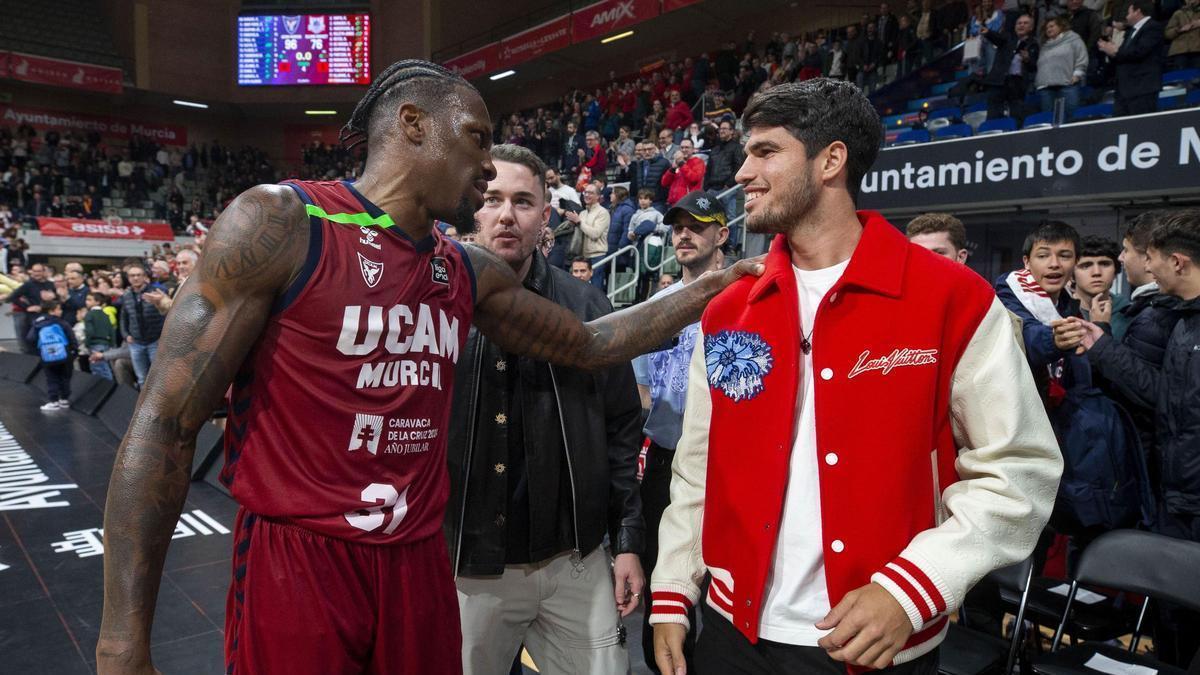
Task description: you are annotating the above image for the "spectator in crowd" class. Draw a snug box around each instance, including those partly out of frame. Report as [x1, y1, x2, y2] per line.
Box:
[824, 38, 847, 79]
[661, 139, 705, 207]
[174, 248, 198, 288]
[1037, 16, 1089, 120]
[608, 185, 636, 267]
[665, 90, 694, 136]
[447, 145, 644, 674]
[857, 22, 886, 93]
[564, 182, 610, 289]
[569, 256, 593, 282]
[629, 189, 669, 300]
[1074, 236, 1128, 324]
[579, 130, 607, 184]
[560, 120, 585, 179]
[630, 142, 670, 211]
[702, 91, 735, 125]
[612, 126, 636, 160]
[895, 14, 919, 76]
[996, 221, 1080, 405]
[60, 266, 89, 318]
[118, 264, 167, 387]
[546, 168, 581, 215]
[84, 291, 117, 381]
[875, 2, 901, 79]
[905, 212, 969, 262]
[844, 24, 864, 85]
[704, 120, 746, 246]
[1165, 0, 1200, 70]
[28, 299, 77, 411]
[1058, 210, 1200, 667]
[632, 190, 728, 673]
[1002, 222, 1147, 555]
[658, 128, 681, 166]
[1099, 0, 1165, 116]
[1066, 0, 1103, 50]
[150, 260, 176, 297]
[980, 13, 1039, 121]
[8, 261, 54, 354]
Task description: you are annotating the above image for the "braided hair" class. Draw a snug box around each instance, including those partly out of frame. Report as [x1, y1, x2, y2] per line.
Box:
[340, 59, 473, 151]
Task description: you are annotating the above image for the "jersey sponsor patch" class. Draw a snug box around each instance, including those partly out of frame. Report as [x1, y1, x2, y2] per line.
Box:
[430, 256, 450, 286]
[347, 413, 385, 455]
[358, 252, 384, 288]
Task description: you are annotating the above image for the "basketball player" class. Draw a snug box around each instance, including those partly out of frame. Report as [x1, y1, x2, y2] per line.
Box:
[96, 60, 760, 675]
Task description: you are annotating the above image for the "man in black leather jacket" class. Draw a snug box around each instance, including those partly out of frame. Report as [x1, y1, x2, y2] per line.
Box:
[445, 144, 645, 674]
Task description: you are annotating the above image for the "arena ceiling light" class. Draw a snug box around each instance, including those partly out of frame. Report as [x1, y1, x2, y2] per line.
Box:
[305, 110, 338, 115]
[601, 30, 634, 44]
[172, 99, 208, 109]
[489, 70, 516, 81]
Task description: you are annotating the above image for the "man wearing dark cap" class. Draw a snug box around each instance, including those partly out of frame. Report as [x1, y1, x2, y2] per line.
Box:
[633, 190, 729, 673]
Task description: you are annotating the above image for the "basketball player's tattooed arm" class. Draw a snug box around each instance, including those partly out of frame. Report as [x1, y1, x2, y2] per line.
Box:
[97, 185, 307, 675]
[468, 245, 764, 369]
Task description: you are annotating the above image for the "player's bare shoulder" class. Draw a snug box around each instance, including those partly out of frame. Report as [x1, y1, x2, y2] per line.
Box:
[196, 184, 309, 291]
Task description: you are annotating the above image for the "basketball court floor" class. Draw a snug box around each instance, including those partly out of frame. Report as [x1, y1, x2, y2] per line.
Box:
[0, 376, 653, 674]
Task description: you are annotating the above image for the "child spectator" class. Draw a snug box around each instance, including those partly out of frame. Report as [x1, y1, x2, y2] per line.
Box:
[84, 292, 118, 380]
[28, 300, 77, 411]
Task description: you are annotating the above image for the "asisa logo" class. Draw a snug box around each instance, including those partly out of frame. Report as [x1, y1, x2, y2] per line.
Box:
[705, 330, 774, 402]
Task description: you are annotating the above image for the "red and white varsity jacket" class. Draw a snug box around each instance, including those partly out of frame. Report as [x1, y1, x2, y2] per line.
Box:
[649, 212, 1062, 668]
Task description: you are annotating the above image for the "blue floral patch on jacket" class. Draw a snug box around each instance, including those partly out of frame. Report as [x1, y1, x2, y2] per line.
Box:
[705, 330, 774, 402]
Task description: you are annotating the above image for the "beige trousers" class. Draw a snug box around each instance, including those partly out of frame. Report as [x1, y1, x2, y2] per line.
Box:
[456, 546, 630, 675]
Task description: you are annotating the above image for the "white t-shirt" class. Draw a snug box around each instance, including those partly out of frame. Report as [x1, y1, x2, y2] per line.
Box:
[549, 184, 581, 211]
[758, 259, 849, 645]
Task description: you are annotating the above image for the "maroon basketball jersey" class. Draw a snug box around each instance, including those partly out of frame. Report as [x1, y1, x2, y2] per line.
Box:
[220, 180, 475, 544]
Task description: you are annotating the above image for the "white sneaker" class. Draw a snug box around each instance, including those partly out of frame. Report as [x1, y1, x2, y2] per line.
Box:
[57, 399, 70, 409]
[40, 401, 63, 411]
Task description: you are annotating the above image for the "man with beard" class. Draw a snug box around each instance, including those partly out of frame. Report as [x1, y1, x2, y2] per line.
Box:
[96, 59, 761, 675]
[632, 190, 728, 673]
[649, 80, 1061, 673]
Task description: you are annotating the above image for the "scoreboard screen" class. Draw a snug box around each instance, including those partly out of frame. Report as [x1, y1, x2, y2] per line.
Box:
[237, 14, 371, 86]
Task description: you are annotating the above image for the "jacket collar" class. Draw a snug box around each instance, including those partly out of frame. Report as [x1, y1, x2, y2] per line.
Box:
[747, 210, 908, 304]
[525, 250, 552, 296]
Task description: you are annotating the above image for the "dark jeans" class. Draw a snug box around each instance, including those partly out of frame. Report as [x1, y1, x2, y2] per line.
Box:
[641, 443, 696, 673]
[13, 312, 34, 355]
[696, 602, 940, 675]
[43, 361, 72, 402]
[1114, 92, 1158, 117]
[1152, 505, 1200, 668]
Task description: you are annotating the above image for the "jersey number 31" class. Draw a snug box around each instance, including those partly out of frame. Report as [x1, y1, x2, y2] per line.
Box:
[344, 483, 409, 535]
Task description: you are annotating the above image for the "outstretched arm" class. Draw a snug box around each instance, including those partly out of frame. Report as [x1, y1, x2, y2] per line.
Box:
[97, 185, 306, 674]
[467, 245, 761, 370]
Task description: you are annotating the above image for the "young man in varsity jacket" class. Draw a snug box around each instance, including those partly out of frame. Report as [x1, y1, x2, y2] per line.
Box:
[650, 79, 1063, 674]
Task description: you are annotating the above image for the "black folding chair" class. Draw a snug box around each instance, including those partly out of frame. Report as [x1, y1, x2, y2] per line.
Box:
[938, 557, 1034, 675]
[1032, 530, 1200, 675]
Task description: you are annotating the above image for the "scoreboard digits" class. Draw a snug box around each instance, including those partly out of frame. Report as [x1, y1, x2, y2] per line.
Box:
[237, 14, 371, 86]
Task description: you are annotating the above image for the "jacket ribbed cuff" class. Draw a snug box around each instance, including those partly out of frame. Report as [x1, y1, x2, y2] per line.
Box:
[648, 582, 699, 631]
[871, 553, 953, 632]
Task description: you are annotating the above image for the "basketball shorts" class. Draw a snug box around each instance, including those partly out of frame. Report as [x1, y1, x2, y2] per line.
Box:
[224, 509, 462, 674]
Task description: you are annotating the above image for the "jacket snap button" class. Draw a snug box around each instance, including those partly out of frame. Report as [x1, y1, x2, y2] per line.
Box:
[745, 599, 752, 607]
[825, 453, 838, 466]
[831, 539, 845, 553]
[820, 368, 834, 381]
